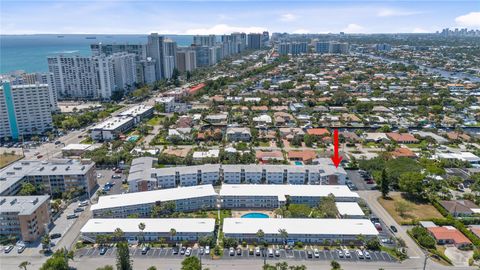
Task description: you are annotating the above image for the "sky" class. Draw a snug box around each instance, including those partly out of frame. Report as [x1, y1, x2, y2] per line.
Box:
[1, 0, 479, 35]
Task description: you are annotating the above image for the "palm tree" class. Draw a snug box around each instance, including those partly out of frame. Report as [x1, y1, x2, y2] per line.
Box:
[276, 262, 289, 270]
[18, 261, 30, 270]
[169, 228, 177, 242]
[356, 234, 366, 246]
[41, 234, 51, 251]
[113, 228, 124, 242]
[278, 229, 288, 244]
[256, 229, 265, 244]
[138, 222, 146, 243]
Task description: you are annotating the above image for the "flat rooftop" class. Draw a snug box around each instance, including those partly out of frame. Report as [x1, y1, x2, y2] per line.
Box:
[91, 184, 217, 211]
[81, 218, 215, 234]
[335, 202, 365, 216]
[220, 184, 359, 201]
[223, 218, 379, 236]
[90, 116, 133, 131]
[0, 195, 50, 215]
[118, 105, 153, 117]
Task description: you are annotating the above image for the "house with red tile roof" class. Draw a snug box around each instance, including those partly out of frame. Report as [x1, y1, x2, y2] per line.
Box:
[386, 132, 419, 144]
[427, 226, 472, 248]
[306, 128, 330, 137]
[287, 150, 317, 164]
[391, 147, 417, 158]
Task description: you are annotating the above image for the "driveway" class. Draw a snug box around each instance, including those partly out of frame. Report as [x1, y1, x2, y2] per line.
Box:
[444, 246, 473, 266]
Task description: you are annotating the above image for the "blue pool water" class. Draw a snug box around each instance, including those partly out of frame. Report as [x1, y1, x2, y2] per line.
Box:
[241, 213, 269, 218]
[294, 161, 303, 166]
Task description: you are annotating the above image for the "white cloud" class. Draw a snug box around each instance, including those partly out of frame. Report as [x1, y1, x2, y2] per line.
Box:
[280, 13, 296, 22]
[377, 8, 421, 17]
[455, 12, 480, 27]
[184, 24, 266, 35]
[292, 29, 310, 34]
[412, 27, 429, 33]
[342, 23, 365, 33]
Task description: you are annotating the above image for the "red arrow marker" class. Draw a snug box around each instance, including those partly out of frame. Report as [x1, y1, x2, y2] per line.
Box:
[331, 129, 342, 168]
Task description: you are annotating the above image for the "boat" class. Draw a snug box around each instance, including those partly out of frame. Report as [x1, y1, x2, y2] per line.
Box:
[85, 36, 97, 39]
[57, 35, 64, 38]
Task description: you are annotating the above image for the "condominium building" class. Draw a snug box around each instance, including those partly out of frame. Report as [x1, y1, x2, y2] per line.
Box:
[278, 42, 308, 55]
[0, 195, 51, 242]
[193, 35, 216, 47]
[163, 39, 178, 79]
[94, 55, 116, 100]
[176, 48, 197, 73]
[111, 52, 138, 91]
[146, 33, 179, 80]
[47, 55, 98, 99]
[315, 41, 349, 54]
[0, 81, 54, 140]
[117, 104, 154, 124]
[91, 185, 217, 218]
[247, 33, 262, 50]
[0, 159, 97, 196]
[81, 218, 215, 243]
[223, 218, 378, 244]
[219, 184, 359, 209]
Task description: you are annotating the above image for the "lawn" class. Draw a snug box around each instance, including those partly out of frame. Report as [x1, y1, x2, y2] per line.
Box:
[147, 116, 164, 126]
[378, 193, 443, 224]
[0, 153, 23, 168]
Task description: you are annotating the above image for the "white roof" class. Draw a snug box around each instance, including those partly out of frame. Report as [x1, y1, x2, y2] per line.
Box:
[193, 149, 220, 159]
[437, 152, 480, 162]
[118, 105, 153, 117]
[335, 202, 365, 216]
[156, 97, 175, 103]
[91, 185, 217, 211]
[220, 184, 359, 201]
[223, 218, 378, 236]
[81, 218, 215, 234]
[90, 116, 133, 131]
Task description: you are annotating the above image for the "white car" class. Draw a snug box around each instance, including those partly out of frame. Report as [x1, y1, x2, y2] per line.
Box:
[205, 246, 210, 255]
[356, 249, 364, 259]
[337, 249, 344, 258]
[185, 247, 192, 256]
[344, 249, 351, 258]
[313, 248, 320, 258]
[364, 250, 371, 259]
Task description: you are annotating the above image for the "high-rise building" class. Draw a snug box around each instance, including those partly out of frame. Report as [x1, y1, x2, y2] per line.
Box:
[329, 42, 349, 54]
[163, 39, 178, 79]
[142, 57, 157, 84]
[146, 33, 165, 81]
[47, 55, 98, 99]
[262, 31, 270, 47]
[247, 33, 262, 50]
[94, 55, 115, 100]
[0, 81, 54, 140]
[111, 52, 138, 91]
[193, 35, 216, 47]
[315, 42, 330, 54]
[194, 45, 212, 67]
[177, 48, 197, 73]
[231, 32, 247, 53]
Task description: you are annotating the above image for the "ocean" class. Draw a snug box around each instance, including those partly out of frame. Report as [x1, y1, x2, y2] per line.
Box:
[0, 34, 194, 74]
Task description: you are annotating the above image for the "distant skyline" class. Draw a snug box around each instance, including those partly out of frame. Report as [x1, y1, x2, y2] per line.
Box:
[1, 1, 479, 35]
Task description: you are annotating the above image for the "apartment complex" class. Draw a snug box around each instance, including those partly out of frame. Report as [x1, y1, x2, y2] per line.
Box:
[0, 81, 55, 140]
[89, 105, 153, 141]
[91, 185, 217, 218]
[315, 41, 349, 54]
[81, 218, 215, 243]
[0, 159, 97, 196]
[223, 218, 378, 244]
[220, 184, 359, 209]
[0, 195, 51, 242]
[126, 158, 347, 192]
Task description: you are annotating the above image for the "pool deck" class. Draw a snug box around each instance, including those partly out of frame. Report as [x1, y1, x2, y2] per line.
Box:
[232, 210, 275, 218]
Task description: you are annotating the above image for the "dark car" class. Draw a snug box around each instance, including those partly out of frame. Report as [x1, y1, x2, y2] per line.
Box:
[141, 246, 150, 255]
[307, 250, 313, 258]
[180, 246, 186, 255]
[173, 247, 179, 255]
[99, 247, 108, 255]
[390, 225, 398, 233]
[73, 207, 84, 213]
[50, 233, 62, 239]
[67, 213, 78, 219]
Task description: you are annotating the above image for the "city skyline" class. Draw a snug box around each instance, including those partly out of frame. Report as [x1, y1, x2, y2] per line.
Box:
[1, 1, 479, 35]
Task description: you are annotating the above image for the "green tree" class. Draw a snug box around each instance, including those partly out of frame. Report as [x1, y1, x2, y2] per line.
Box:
[330, 260, 341, 270]
[398, 172, 425, 198]
[278, 229, 288, 244]
[116, 241, 132, 270]
[19, 182, 36, 196]
[181, 256, 201, 270]
[316, 194, 338, 218]
[394, 201, 411, 218]
[18, 261, 31, 270]
[380, 169, 389, 198]
[96, 266, 114, 270]
[41, 234, 51, 251]
[138, 222, 146, 243]
[39, 248, 73, 270]
[147, 267, 157, 270]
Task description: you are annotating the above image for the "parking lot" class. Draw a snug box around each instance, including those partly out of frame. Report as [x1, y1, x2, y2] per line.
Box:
[76, 246, 395, 263]
[346, 170, 377, 191]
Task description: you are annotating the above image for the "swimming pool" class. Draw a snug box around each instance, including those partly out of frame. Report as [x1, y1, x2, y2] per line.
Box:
[241, 212, 269, 218]
[294, 161, 303, 166]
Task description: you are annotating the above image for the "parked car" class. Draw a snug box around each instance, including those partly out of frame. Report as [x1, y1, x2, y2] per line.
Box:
[249, 248, 254, 255]
[199, 247, 204, 255]
[185, 247, 192, 256]
[344, 249, 351, 258]
[268, 248, 274, 257]
[337, 249, 344, 258]
[229, 247, 235, 256]
[17, 245, 26, 253]
[180, 247, 186, 255]
[236, 248, 242, 255]
[275, 249, 280, 257]
[173, 247, 179, 255]
[67, 213, 77, 219]
[307, 250, 313, 258]
[99, 247, 108, 255]
[205, 246, 210, 255]
[141, 246, 150, 255]
[364, 250, 371, 259]
[50, 233, 62, 239]
[78, 200, 89, 207]
[390, 225, 398, 233]
[313, 248, 320, 258]
[4, 245, 14, 253]
[255, 247, 261, 256]
[73, 207, 84, 213]
[356, 249, 364, 259]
